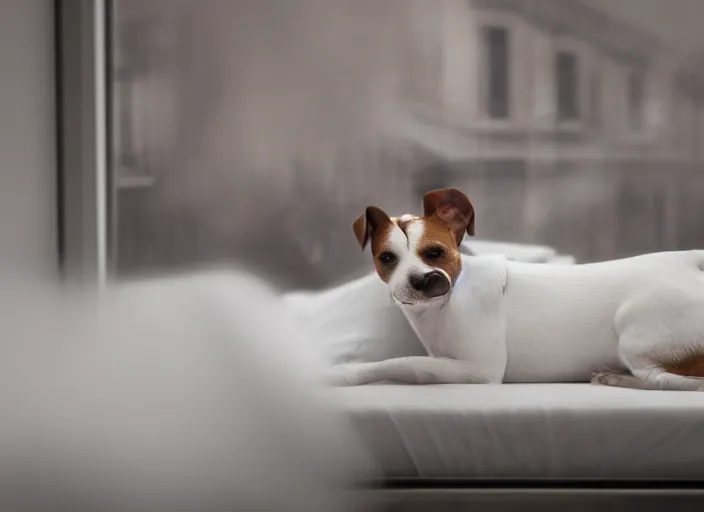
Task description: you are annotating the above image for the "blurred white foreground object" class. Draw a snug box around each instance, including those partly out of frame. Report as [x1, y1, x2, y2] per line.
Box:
[0, 271, 374, 512]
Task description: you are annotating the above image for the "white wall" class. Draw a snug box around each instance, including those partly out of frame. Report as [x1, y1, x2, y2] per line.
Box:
[0, 0, 56, 280]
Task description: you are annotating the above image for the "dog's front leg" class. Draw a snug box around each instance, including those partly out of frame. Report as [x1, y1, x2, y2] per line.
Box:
[323, 356, 499, 386]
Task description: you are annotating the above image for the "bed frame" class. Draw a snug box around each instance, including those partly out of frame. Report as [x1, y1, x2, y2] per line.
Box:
[358, 479, 704, 511]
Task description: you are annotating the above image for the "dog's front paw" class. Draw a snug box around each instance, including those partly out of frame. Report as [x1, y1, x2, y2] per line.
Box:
[591, 370, 629, 387]
[591, 371, 611, 386]
[321, 364, 363, 387]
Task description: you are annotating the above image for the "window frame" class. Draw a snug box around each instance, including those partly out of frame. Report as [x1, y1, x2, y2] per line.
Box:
[482, 24, 511, 120]
[589, 54, 602, 129]
[55, 0, 113, 286]
[627, 66, 646, 133]
[552, 37, 590, 132]
[555, 49, 580, 122]
[474, 9, 519, 130]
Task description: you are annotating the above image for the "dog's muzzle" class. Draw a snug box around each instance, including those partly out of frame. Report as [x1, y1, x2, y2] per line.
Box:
[408, 270, 450, 299]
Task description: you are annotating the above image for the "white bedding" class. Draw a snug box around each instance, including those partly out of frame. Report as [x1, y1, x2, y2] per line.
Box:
[462, 240, 576, 264]
[285, 272, 427, 365]
[326, 384, 704, 480]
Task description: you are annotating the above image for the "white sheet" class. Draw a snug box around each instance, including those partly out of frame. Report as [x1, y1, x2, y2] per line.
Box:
[462, 240, 576, 264]
[326, 384, 704, 480]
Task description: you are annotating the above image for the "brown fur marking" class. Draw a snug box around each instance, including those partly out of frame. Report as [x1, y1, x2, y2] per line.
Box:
[370, 221, 398, 283]
[353, 188, 477, 286]
[393, 216, 413, 236]
[423, 188, 476, 243]
[368, 214, 466, 284]
[416, 216, 463, 283]
[663, 353, 704, 378]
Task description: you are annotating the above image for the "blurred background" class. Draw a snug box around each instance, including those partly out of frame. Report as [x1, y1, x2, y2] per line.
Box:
[109, 0, 704, 290]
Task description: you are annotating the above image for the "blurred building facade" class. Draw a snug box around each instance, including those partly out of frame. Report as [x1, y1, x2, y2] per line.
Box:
[404, 0, 704, 263]
[111, 0, 704, 288]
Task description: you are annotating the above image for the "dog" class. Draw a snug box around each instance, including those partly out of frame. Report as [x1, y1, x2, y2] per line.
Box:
[324, 188, 704, 391]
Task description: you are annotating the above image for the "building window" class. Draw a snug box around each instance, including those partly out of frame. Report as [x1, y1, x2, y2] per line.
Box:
[555, 50, 579, 121]
[628, 68, 644, 130]
[482, 25, 510, 119]
[590, 71, 601, 128]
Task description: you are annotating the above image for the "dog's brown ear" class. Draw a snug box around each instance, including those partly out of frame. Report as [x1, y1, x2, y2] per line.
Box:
[352, 213, 370, 249]
[423, 188, 475, 245]
[352, 206, 392, 250]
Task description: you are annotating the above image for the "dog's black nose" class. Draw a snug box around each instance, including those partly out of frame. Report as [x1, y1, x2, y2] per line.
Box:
[409, 270, 449, 297]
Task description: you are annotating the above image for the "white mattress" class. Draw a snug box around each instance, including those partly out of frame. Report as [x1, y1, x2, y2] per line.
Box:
[326, 384, 704, 480]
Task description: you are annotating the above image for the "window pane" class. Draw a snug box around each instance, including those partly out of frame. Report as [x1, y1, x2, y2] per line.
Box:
[107, 0, 704, 286]
[590, 72, 601, 128]
[628, 69, 644, 130]
[556, 51, 579, 121]
[483, 26, 510, 119]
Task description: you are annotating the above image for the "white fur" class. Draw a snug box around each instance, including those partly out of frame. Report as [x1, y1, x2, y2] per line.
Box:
[387, 221, 438, 304]
[323, 249, 704, 391]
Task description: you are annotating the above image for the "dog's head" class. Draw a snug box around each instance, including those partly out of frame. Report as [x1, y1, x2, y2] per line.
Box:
[353, 188, 475, 307]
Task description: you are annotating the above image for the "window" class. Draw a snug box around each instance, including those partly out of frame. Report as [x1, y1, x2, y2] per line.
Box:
[628, 68, 644, 131]
[57, 1, 704, 286]
[482, 26, 510, 119]
[590, 71, 601, 128]
[555, 51, 579, 121]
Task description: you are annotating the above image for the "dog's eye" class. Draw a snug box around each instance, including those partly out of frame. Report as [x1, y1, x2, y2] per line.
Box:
[379, 252, 396, 265]
[424, 248, 444, 260]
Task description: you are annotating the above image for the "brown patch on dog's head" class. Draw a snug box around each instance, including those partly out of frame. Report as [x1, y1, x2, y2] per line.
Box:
[414, 188, 475, 284]
[353, 206, 390, 249]
[352, 189, 477, 298]
[415, 215, 464, 284]
[423, 188, 475, 246]
[352, 206, 399, 282]
[393, 215, 414, 236]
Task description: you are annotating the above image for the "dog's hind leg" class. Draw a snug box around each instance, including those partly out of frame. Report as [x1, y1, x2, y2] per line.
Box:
[637, 368, 704, 391]
[592, 367, 704, 391]
[591, 370, 656, 390]
[626, 345, 704, 391]
[596, 342, 704, 391]
[609, 289, 704, 390]
[608, 311, 704, 390]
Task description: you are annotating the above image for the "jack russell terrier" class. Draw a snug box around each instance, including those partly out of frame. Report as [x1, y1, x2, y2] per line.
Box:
[324, 188, 704, 391]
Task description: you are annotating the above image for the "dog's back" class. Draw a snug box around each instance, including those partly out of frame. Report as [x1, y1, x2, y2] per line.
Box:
[500, 250, 704, 382]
